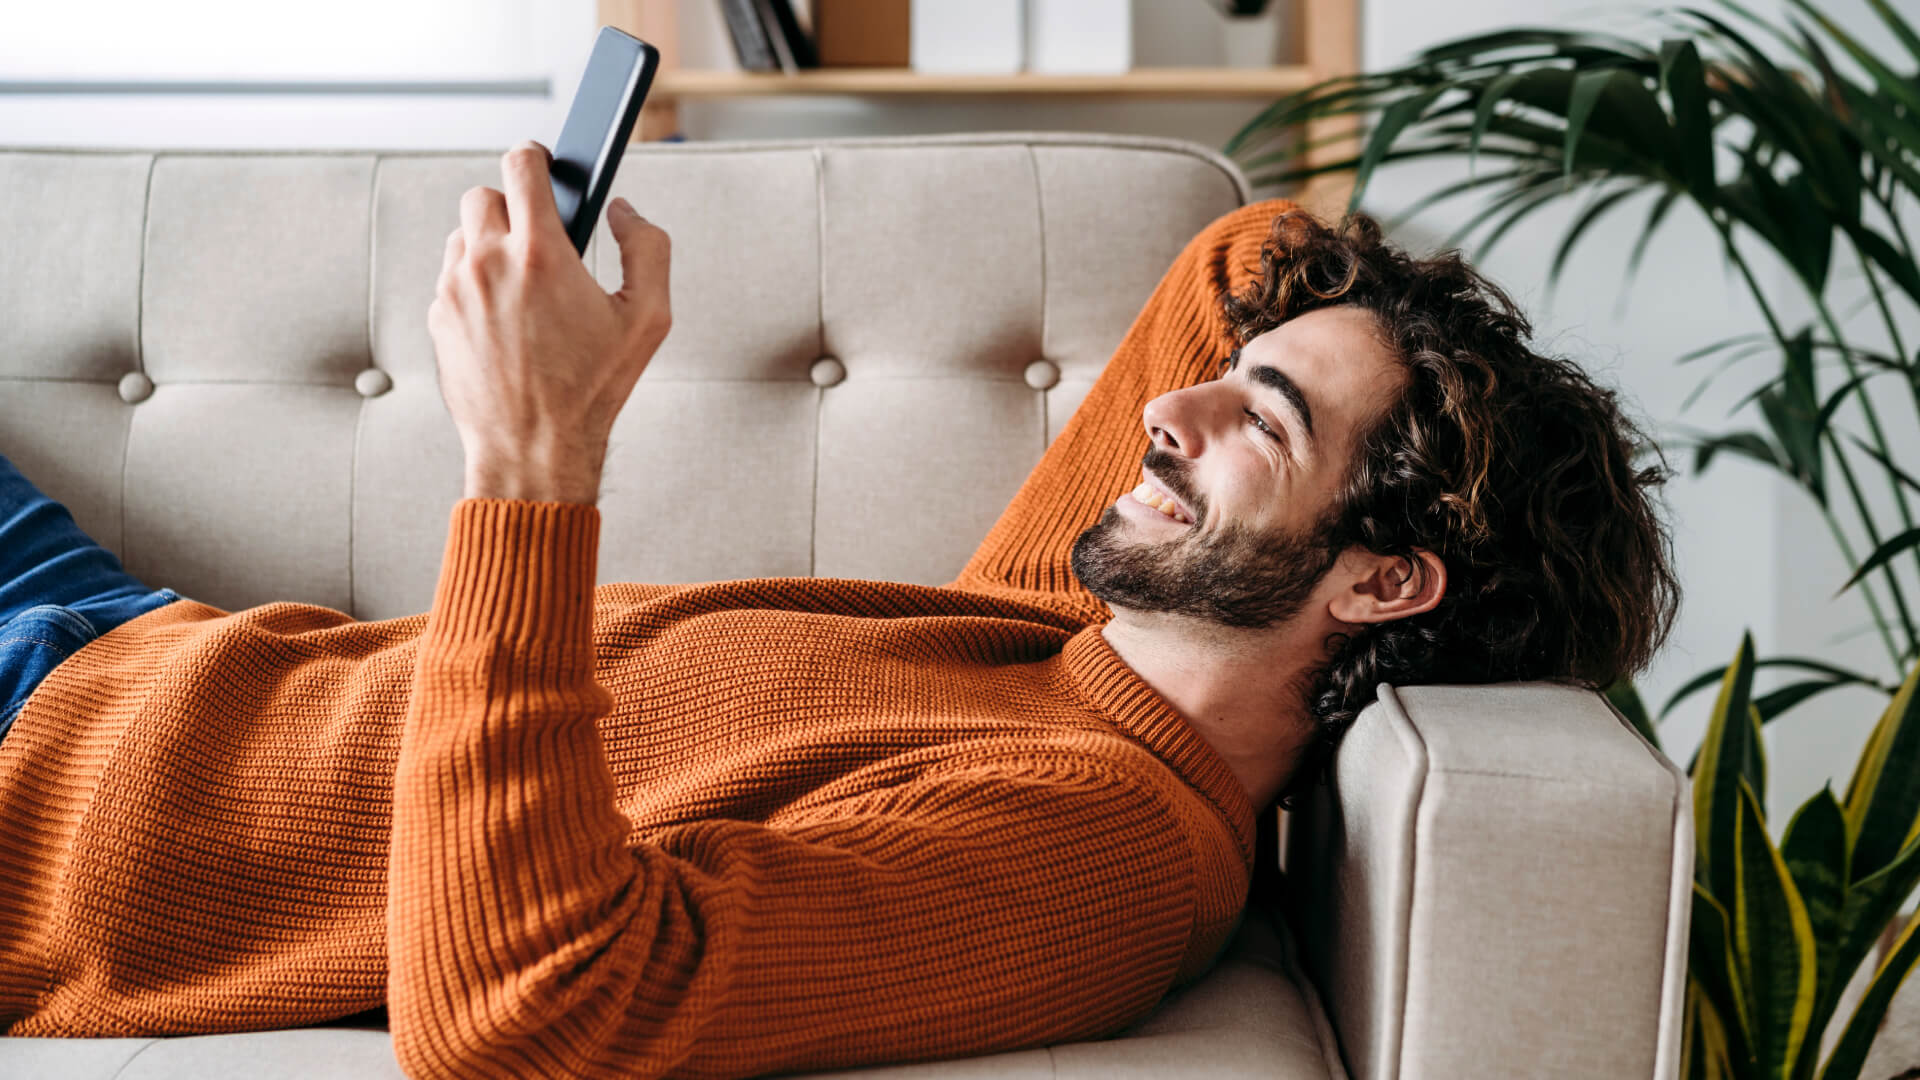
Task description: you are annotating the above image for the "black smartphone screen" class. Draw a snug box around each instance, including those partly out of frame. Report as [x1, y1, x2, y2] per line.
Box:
[549, 27, 659, 257]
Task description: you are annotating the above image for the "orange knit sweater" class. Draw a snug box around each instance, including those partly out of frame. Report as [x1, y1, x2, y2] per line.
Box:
[0, 196, 1294, 1078]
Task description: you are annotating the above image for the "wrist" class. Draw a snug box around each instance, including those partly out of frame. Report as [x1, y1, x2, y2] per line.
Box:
[463, 444, 605, 505]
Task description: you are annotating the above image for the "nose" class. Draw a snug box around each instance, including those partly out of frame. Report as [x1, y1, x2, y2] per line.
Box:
[1142, 387, 1206, 457]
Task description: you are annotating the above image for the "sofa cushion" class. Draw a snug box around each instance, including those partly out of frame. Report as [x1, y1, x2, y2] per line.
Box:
[0, 902, 1345, 1080]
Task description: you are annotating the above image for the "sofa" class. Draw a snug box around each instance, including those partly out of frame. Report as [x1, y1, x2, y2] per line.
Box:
[0, 132, 1692, 1079]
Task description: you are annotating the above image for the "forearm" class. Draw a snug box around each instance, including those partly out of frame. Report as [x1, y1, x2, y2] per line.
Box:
[388, 499, 637, 1076]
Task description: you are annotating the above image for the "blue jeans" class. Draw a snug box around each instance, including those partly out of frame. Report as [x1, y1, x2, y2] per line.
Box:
[0, 453, 182, 746]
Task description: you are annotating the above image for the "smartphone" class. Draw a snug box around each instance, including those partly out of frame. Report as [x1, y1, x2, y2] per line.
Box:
[548, 26, 660, 257]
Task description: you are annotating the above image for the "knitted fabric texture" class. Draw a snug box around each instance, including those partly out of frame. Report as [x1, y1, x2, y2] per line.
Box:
[0, 197, 1294, 1079]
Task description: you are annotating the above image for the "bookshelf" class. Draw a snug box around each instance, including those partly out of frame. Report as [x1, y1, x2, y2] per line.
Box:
[596, 0, 1360, 212]
[648, 66, 1320, 98]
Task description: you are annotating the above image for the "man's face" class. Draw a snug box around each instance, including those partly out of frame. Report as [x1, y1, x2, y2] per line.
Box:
[1070, 305, 1406, 630]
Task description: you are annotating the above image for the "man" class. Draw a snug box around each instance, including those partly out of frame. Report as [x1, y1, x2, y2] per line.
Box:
[0, 141, 1677, 1078]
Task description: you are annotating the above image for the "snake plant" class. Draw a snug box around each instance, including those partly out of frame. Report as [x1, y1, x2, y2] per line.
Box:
[1683, 632, 1920, 1080]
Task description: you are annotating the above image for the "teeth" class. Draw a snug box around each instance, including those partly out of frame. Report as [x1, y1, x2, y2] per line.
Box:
[1131, 482, 1190, 524]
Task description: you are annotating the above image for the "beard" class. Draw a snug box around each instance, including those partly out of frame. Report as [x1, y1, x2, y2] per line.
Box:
[1069, 471, 1344, 631]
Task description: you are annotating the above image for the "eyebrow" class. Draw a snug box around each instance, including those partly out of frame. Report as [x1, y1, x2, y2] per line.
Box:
[1226, 348, 1315, 441]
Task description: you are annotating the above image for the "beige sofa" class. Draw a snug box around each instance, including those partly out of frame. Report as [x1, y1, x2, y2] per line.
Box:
[0, 132, 1691, 1079]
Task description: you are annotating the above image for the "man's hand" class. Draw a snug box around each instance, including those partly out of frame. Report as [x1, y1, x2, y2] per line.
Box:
[428, 139, 672, 504]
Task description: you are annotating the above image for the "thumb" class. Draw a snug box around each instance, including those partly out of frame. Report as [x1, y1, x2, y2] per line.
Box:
[606, 198, 670, 319]
[607, 197, 663, 282]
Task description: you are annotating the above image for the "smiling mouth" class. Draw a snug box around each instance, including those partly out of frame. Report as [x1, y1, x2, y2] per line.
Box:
[1128, 482, 1192, 524]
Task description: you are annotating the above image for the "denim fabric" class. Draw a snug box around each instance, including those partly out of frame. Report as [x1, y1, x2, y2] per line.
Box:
[0, 453, 182, 745]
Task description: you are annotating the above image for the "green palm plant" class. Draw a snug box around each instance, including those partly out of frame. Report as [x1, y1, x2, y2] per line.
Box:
[1224, 1, 1920, 714]
[1680, 632, 1920, 1080]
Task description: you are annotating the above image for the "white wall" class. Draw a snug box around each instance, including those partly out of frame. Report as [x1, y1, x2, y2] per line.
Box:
[0, 0, 600, 149]
[5, 0, 1916, 834]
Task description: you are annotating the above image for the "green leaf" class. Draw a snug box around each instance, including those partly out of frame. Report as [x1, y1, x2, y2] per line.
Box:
[1840, 222, 1920, 311]
[1753, 678, 1861, 723]
[1779, 787, 1850, 1000]
[1842, 659, 1920, 881]
[1354, 87, 1448, 204]
[1863, 0, 1920, 68]
[1679, 332, 1774, 367]
[1784, 0, 1920, 122]
[1780, 169, 1835, 295]
[1627, 187, 1684, 283]
[1548, 185, 1643, 290]
[1605, 677, 1661, 751]
[1812, 837, 1920, 1080]
[1659, 39, 1715, 197]
[1696, 633, 1760, 904]
[1829, 84, 1920, 221]
[1660, 656, 1889, 721]
[1753, 330, 1824, 503]
[1413, 27, 1648, 67]
[1811, 371, 1875, 447]
[1379, 166, 1538, 231]
[1448, 180, 1564, 256]
[1721, 146, 1824, 300]
[1468, 69, 1529, 176]
[1846, 434, 1920, 502]
[1685, 10, 1828, 180]
[1567, 68, 1624, 177]
[1756, 388, 1823, 502]
[1835, 526, 1920, 599]
[1691, 885, 1758, 1074]
[1693, 431, 1783, 477]
[1731, 778, 1817, 1076]
[1692, 7, 1837, 184]
[1817, 909, 1920, 1080]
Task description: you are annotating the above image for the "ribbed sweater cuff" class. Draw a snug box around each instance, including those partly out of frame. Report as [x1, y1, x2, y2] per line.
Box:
[427, 498, 601, 646]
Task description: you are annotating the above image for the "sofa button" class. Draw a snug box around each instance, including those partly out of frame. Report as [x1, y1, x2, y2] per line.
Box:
[355, 368, 393, 398]
[117, 371, 154, 404]
[810, 357, 845, 388]
[1024, 360, 1060, 391]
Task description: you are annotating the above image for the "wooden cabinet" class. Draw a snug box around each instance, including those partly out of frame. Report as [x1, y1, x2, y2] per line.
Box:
[595, 0, 1358, 208]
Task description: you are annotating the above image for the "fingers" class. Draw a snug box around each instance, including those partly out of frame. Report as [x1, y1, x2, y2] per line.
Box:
[458, 185, 508, 254]
[500, 140, 561, 249]
[440, 227, 464, 279]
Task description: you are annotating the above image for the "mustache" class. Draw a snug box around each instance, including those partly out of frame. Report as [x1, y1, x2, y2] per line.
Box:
[1140, 448, 1196, 513]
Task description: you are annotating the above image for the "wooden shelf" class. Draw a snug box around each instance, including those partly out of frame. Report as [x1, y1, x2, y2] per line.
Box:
[649, 66, 1318, 100]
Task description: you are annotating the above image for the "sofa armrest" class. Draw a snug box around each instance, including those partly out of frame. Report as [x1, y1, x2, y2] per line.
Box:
[1280, 682, 1692, 1080]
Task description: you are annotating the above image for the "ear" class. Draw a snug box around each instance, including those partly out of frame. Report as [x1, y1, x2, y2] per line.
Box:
[1327, 549, 1446, 625]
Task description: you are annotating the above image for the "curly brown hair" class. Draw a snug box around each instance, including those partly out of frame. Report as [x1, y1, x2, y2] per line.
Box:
[1220, 208, 1682, 812]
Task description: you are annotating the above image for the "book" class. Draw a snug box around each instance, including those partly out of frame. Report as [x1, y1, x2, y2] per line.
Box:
[717, 0, 778, 71]
[751, 0, 796, 72]
[813, 0, 910, 67]
[758, 0, 821, 69]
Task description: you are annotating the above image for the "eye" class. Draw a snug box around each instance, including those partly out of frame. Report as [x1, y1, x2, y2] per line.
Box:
[1245, 409, 1284, 443]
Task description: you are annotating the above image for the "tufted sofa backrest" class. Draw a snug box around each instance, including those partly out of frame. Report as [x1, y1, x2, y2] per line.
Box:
[0, 133, 1248, 620]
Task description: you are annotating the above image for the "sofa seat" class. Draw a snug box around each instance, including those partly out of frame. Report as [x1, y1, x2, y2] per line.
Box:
[0, 901, 1344, 1080]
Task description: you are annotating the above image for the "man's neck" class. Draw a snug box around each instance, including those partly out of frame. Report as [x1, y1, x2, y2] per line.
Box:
[1098, 613, 1321, 814]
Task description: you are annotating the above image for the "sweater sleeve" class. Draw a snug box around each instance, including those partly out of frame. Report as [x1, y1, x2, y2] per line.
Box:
[387, 499, 1199, 1080]
[943, 197, 1300, 621]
